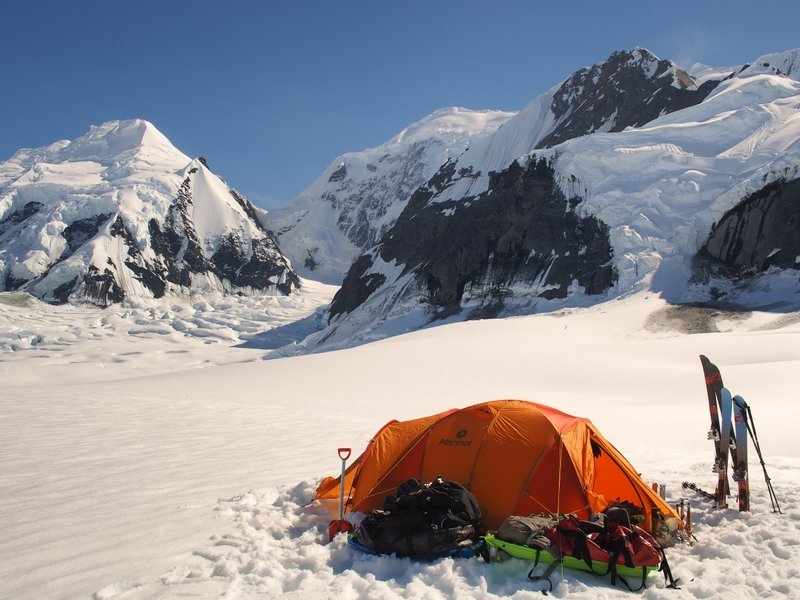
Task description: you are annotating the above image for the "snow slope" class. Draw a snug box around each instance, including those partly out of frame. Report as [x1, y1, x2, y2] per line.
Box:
[739, 49, 800, 79]
[2, 290, 799, 599]
[270, 107, 513, 283]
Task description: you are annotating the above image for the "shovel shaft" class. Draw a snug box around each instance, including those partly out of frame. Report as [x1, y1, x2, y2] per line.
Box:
[338, 448, 351, 521]
[338, 459, 346, 520]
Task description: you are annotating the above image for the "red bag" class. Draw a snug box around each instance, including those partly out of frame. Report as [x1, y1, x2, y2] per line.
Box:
[591, 520, 662, 568]
[539, 515, 673, 591]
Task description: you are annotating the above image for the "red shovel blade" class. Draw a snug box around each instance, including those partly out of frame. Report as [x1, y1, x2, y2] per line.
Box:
[328, 519, 353, 541]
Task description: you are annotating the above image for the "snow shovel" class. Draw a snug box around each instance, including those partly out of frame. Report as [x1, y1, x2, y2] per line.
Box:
[327, 447, 353, 541]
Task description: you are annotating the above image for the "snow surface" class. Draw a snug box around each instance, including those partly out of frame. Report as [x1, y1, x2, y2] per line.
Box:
[740, 49, 800, 80]
[2, 288, 799, 599]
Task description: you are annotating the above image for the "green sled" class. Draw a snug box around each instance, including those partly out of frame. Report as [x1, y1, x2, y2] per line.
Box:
[483, 533, 658, 580]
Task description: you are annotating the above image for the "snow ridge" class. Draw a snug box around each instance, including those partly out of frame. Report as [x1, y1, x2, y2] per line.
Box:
[739, 48, 800, 80]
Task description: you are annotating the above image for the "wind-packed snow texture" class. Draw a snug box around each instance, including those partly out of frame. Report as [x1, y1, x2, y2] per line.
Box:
[2, 289, 799, 599]
[0, 120, 298, 305]
[269, 107, 514, 283]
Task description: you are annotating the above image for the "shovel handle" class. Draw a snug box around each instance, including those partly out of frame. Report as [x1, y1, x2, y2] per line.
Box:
[336, 448, 351, 522]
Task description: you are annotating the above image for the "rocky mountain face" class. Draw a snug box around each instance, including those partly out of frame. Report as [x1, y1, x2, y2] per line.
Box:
[536, 48, 720, 148]
[269, 107, 514, 284]
[284, 47, 800, 354]
[0, 120, 298, 306]
[691, 175, 800, 305]
[330, 157, 615, 321]
[322, 49, 726, 340]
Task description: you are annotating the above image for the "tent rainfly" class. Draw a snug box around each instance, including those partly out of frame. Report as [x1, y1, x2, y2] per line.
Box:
[316, 399, 680, 533]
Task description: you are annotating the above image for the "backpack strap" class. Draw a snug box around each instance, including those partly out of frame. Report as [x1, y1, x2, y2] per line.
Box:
[441, 511, 472, 528]
[657, 548, 681, 589]
[607, 562, 649, 592]
[604, 524, 650, 591]
[557, 526, 609, 576]
[527, 544, 563, 595]
[606, 532, 635, 570]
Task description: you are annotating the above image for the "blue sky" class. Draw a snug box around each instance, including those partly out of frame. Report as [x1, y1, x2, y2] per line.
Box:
[2, 1, 798, 210]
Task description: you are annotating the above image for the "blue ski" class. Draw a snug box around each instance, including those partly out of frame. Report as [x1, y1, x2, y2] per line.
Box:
[732, 395, 750, 511]
[716, 388, 734, 509]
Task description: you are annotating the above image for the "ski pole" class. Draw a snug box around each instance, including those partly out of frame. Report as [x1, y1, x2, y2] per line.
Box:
[744, 405, 782, 514]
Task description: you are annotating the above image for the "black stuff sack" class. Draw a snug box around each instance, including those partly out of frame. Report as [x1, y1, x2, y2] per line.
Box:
[350, 477, 481, 560]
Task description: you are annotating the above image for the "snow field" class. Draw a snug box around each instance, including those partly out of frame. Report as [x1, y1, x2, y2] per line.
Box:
[1, 290, 799, 598]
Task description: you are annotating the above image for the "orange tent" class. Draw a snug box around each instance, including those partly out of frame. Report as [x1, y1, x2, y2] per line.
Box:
[316, 399, 679, 533]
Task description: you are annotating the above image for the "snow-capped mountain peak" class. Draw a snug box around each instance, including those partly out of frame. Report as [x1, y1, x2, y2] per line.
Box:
[535, 48, 707, 146]
[390, 106, 512, 146]
[0, 120, 299, 305]
[64, 119, 178, 161]
[402, 47, 721, 211]
[1, 119, 192, 197]
[7, 119, 187, 170]
[269, 106, 514, 283]
[285, 46, 800, 355]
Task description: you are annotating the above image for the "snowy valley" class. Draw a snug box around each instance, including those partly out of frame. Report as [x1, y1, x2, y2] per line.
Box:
[2, 289, 799, 599]
[1, 46, 800, 600]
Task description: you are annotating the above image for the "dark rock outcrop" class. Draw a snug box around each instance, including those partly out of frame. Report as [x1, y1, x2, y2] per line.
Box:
[82, 264, 125, 306]
[0, 201, 43, 238]
[62, 213, 112, 255]
[136, 174, 300, 302]
[330, 157, 616, 320]
[328, 164, 347, 183]
[538, 49, 720, 149]
[0, 202, 47, 290]
[693, 177, 800, 284]
[212, 233, 296, 295]
[330, 253, 387, 317]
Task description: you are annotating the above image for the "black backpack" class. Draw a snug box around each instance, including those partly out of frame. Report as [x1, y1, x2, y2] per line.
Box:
[351, 477, 481, 560]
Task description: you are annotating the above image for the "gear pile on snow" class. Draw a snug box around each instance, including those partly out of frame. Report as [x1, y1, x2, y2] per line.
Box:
[319, 399, 683, 590]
